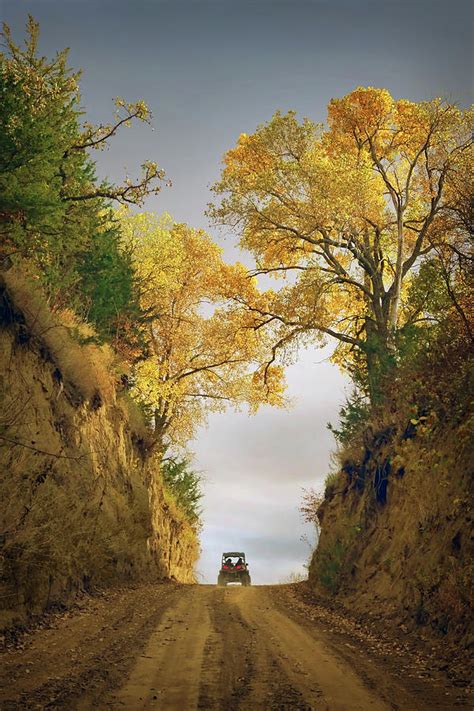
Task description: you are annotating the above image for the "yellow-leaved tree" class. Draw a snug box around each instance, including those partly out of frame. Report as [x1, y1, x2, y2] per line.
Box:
[118, 211, 286, 449]
[209, 88, 472, 400]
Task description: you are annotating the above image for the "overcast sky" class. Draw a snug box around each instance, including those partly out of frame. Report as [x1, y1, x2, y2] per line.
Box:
[2, 0, 472, 583]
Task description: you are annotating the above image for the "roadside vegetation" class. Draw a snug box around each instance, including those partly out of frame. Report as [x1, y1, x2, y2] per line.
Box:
[161, 458, 204, 529]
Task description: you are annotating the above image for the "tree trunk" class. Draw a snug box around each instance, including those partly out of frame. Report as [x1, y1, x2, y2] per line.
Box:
[387, 209, 405, 344]
[364, 318, 392, 405]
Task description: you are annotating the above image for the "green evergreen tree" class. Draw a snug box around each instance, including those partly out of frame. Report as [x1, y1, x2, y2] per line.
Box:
[161, 458, 203, 526]
[0, 17, 165, 341]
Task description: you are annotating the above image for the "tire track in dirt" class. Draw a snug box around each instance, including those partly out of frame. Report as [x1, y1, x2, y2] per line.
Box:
[197, 587, 312, 711]
[196, 588, 253, 710]
[0, 583, 184, 711]
[232, 586, 389, 710]
[109, 586, 210, 709]
[269, 584, 466, 711]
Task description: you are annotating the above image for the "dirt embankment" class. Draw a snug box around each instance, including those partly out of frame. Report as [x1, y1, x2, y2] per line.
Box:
[0, 582, 470, 710]
[0, 271, 198, 630]
[309, 412, 473, 662]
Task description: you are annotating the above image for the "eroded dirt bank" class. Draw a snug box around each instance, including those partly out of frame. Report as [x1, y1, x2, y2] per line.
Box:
[1, 582, 471, 710]
[0, 273, 198, 629]
[308, 327, 473, 654]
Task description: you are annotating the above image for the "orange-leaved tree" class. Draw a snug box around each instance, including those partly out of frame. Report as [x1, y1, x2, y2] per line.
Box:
[118, 211, 286, 449]
[209, 88, 472, 400]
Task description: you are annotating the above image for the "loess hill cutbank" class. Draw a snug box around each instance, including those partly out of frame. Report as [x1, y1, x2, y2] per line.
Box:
[0, 268, 198, 630]
[309, 322, 473, 650]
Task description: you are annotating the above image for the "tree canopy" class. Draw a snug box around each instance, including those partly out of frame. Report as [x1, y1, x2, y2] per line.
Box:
[118, 210, 286, 447]
[210, 88, 473, 400]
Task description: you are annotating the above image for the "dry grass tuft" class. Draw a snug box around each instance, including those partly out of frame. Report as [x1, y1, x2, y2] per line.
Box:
[118, 392, 150, 441]
[2, 267, 116, 405]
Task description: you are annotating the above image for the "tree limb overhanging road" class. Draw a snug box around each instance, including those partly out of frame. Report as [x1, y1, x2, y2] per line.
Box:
[1, 583, 469, 710]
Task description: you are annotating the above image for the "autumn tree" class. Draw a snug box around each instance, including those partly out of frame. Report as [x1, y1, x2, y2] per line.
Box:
[118, 211, 286, 449]
[210, 88, 472, 401]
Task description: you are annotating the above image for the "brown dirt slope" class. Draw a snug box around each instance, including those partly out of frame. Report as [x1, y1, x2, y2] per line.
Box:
[309, 407, 473, 660]
[0, 270, 198, 631]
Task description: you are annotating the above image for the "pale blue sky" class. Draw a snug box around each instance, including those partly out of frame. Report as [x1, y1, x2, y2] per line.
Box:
[2, 0, 472, 583]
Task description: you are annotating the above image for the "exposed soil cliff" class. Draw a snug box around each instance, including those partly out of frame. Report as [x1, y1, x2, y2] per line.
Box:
[0, 269, 198, 629]
[309, 331, 473, 652]
[310, 420, 473, 657]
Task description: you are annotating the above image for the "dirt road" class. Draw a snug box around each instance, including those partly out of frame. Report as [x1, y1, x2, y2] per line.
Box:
[0, 583, 470, 710]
